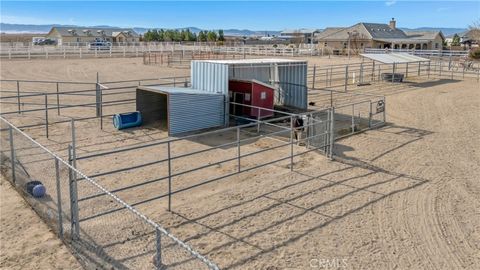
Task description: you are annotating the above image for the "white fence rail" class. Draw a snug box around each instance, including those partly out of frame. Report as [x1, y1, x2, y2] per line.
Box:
[0, 44, 323, 60]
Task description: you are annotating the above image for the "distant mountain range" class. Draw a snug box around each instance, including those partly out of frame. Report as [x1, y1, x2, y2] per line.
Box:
[0, 23, 281, 36]
[399, 27, 467, 37]
[0, 23, 467, 37]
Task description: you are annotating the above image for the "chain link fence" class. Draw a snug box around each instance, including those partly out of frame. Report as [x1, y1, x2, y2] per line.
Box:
[0, 116, 219, 270]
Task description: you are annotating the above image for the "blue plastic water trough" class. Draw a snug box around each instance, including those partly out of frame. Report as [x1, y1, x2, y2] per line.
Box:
[113, 111, 142, 130]
[26, 180, 46, 198]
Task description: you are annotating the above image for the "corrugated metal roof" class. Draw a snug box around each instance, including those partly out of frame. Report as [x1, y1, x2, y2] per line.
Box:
[360, 53, 430, 64]
[198, 58, 307, 64]
[137, 85, 224, 95]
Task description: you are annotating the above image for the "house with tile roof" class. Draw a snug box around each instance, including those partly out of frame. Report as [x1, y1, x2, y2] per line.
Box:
[315, 19, 444, 52]
[46, 27, 140, 45]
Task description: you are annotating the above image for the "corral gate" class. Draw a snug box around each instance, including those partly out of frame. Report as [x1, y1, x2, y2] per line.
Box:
[306, 109, 334, 156]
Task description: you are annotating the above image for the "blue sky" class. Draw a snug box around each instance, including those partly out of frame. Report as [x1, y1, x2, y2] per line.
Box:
[1, 1, 478, 30]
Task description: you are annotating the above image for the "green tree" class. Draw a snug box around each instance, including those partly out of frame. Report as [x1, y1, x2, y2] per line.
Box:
[207, 31, 218, 42]
[198, 31, 207, 42]
[451, 34, 461, 46]
[158, 29, 165, 41]
[143, 30, 154, 41]
[218, 29, 225, 41]
[183, 29, 196, 41]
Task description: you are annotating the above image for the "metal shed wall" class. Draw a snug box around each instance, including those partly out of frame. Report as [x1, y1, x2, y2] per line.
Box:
[191, 60, 308, 111]
[191, 61, 230, 125]
[278, 63, 308, 109]
[137, 86, 225, 135]
[169, 92, 225, 135]
[191, 61, 229, 95]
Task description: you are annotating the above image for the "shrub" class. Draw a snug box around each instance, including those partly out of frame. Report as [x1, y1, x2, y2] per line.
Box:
[469, 48, 480, 60]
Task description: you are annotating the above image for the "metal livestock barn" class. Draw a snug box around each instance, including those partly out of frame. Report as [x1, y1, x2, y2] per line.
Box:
[190, 59, 309, 125]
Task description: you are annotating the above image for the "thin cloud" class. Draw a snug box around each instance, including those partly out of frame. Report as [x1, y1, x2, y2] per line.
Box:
[385, 0, 397, 7]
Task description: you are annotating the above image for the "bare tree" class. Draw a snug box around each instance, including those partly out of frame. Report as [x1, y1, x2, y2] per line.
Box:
[468, 19, 480, 41]
[291, 30, 304, 45]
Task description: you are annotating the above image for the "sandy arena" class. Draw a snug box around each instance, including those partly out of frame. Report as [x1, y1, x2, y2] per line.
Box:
[1, 56, 479, 269]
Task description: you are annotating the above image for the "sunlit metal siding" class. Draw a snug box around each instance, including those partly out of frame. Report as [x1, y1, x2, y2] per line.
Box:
[278, 63, 308, 109]
[191, 61, 229, 95]
[191, 61, 230, 126]
[169, 92, 225, 135]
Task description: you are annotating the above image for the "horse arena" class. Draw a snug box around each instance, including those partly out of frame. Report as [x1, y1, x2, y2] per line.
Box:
[1, 49, 479, 270]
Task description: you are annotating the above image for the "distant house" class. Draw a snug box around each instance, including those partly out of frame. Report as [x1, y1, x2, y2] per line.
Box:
[316, 19, 445, 51]
[46, 27, 140, 45]
[459, 29, 480, 48]
[280, 29, 321, 44]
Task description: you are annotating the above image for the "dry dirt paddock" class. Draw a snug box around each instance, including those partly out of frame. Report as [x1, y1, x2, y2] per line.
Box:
[1, 57, 479, 270]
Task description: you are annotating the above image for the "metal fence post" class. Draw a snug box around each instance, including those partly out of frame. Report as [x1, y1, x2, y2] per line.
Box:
[351, 104, 355, 134]
[368, 102, 373, 128]
[405, 62, 409, 78]
[329, 67, 332, 86]
[383, 97, 387, 124]
[54, 158, 64, 239]
[155, 228, 163, 269]
[312, 64, 316, 89]
[100, 85, 103, 130]
[324, 109, 329, 155]
[257, 108, 261, 133]
[344, 66, 349, 92]
[44, 94, 49, 138]
[16, 81, 21, 114]
[237, 127, 241, 172]
[330, 90, 333, 108]
[95, 73, 101, 117]
[56, 82, 60, 115]
[391, 63, 395, 83]
[167, 141, 172, 212]
[67, 145, 79, 239]
[8, 126, 16, 185]
[329, 108, 335, 159]
[372, 61, 375, 82]
[290, 116, 294, 171]
[418, 61, 421, 76]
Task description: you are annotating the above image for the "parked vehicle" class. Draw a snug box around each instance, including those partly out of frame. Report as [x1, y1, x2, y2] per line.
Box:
[33, 38, 56, 45]
[88, 41, 112, 50]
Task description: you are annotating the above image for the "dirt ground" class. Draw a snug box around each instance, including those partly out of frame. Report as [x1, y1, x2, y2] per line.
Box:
[0, 56, 479, 269]
[0, 175, 82, 269]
